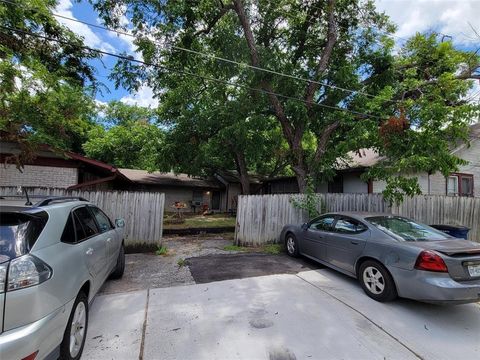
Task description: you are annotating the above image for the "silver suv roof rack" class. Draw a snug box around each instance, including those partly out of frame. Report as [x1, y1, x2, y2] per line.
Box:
[35, 197, 89, 206]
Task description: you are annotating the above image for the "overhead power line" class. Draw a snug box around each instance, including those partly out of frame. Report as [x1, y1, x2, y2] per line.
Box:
[0, 0, 394, 101]
[0, 25, 388, 120]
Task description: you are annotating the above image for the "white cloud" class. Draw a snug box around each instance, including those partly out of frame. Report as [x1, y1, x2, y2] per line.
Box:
[55, 0, 115, 52]
[375, 0, 480, 45]
[120, 85, 159, 108]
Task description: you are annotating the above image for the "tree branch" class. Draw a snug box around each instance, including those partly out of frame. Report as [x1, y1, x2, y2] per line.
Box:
[304, 0, 338, 111]
[194, 4, 235, 36]
[313, 121, 340, 164]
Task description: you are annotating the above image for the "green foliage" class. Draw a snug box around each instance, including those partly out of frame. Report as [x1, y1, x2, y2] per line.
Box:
[290, 179, 326, 219]
[0, 0, 99, 160]
[261, 244, 283, 255]
[177, 258, 186, 267]
[83, 102, 164, 169]
[89, 1, 479, 203]
[155, 245, 168, 256]
[223, 244, 247, 252]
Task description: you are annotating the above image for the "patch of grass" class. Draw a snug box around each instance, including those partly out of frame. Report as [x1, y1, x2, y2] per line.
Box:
[223, 244, 248, 252]
[155, 245, 168, 256]
[177, 258, 186, 267]
[163, 214, 236, 229]
[261, 243, 283, 255]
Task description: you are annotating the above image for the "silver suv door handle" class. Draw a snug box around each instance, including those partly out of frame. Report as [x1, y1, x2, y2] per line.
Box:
[106, 238, 112, 243]
[86, 248, 94, 255]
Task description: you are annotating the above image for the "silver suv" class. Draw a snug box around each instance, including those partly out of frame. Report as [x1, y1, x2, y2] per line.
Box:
[0, 196, 126, 360]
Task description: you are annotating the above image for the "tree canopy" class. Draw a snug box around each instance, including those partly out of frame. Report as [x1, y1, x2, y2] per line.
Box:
[0, 0, 99, 163]
[83, 101, 164, 170]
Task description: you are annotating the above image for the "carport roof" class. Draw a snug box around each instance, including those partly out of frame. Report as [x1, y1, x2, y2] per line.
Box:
[118, 168, 223, 189]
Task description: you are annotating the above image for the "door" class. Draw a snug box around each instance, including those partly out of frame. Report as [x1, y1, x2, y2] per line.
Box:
[72, 207, 107, 290]
[301, 215, 336, 261]
[211, 191, 221, 210]
[324, 216, 369, 274]
[89, 206, 118, 270]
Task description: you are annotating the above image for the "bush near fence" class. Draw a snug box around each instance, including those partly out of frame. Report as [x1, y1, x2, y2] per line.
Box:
[0, 186, 165, 247]
[234, 193, 480, 246]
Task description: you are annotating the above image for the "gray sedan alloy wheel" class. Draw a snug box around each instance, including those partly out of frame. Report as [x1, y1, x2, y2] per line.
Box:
[362, 266, 385, 295]
[359, 260, 397, 302]
[285, 234, 298, 257]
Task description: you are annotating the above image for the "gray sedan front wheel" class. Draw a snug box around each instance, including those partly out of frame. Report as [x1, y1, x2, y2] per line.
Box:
[285, 233, 299, 257]
[359, 260, 397, 302]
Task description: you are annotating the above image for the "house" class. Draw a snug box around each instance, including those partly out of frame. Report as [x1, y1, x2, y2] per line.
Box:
[0, 141, 260, 212]
[264, 122, 480, 197]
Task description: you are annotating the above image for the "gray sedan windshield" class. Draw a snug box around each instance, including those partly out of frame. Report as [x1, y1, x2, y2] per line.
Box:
[366, 216, 450, 241]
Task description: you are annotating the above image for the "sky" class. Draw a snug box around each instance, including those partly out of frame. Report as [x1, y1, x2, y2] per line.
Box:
[55, 0, 480, 108]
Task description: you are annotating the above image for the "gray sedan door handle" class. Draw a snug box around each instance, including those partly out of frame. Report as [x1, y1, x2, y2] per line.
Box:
[86, 248, 94, 255]
[106, 238, 112, 243]
[350, 241, 359, 245]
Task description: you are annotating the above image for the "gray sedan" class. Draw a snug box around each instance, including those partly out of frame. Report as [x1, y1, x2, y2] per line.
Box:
[281, 212, 480, 304]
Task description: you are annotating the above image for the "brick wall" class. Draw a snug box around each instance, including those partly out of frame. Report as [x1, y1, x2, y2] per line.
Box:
[0, 164, 78, 188]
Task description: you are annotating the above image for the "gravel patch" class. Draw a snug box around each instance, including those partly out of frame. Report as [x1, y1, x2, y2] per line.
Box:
[100, 234, 240, 294]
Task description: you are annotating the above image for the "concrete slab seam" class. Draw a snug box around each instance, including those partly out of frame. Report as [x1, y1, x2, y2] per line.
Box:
[295, 274, 424, 360]
[139, 288, 150, 360]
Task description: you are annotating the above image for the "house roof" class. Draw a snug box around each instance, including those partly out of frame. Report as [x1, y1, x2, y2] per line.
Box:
[118, 168, 223, 189]
[338, 148, 384, 170]
[215, 170, 264, 184]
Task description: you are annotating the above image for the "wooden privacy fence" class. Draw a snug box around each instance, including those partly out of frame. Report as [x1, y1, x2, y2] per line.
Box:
[0, 186, 165, 246]
[235, 193, 480, 245]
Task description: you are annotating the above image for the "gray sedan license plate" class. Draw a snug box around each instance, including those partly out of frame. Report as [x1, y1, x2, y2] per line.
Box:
[467, 264, 480, 277]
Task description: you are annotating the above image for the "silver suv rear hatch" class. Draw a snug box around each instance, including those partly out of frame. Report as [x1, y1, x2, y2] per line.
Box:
[0, 207, 48, 334]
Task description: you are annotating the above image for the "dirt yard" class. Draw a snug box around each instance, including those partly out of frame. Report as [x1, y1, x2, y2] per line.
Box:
[100, 234, 320, 294]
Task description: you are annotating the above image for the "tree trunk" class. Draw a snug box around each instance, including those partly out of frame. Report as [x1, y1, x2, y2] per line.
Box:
[234, 151, 251, 195]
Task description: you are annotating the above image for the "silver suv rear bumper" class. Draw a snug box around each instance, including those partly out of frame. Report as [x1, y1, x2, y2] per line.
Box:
[0, 299, 74, 360]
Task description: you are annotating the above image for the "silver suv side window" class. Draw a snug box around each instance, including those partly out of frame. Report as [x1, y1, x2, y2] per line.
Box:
[73, 207, 99, 241]
[89, 206, 113, 233]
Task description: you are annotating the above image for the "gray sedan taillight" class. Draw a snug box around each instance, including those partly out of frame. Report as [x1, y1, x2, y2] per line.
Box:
[6, 255, 52, 291]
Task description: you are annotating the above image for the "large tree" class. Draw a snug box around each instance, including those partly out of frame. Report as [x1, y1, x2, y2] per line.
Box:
[91, 0, 479, 197]
[0, 0, 99, 163]
[83, 101, 165, 170]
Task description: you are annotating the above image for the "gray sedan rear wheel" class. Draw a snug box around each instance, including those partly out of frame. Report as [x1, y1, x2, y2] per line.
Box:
[359, 260, 397, 302]
[285, 233, 299, 257]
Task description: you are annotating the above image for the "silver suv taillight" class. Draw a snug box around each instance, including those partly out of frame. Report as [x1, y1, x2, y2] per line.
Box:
[5, 255, 52, 292]
[0, 263, 7, 293]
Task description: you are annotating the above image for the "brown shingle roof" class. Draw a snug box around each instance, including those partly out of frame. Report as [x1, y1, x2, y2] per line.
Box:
[118, 168, 222, 189]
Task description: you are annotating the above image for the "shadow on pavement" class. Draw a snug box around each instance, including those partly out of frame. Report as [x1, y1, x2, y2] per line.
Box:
[187, 253, 323, 284]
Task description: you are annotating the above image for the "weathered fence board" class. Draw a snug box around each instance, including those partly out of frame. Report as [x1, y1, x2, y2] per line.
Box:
[0, 186, 165, 246]
[235, 193, 479, 245]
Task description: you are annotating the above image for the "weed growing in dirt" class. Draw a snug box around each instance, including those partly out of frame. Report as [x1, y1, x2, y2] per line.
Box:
[156, 245, 168, 256]
[223, 245, 248, 252]
[177, 258, 186, 267]
[262, 244, 283, 255]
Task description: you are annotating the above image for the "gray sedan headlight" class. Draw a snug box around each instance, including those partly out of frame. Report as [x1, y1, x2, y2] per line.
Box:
[7, 255, 52, 291]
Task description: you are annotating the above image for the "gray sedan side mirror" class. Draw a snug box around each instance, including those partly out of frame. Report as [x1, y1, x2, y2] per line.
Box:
[301, 223, 308, 231]
[115, 218, 125, 228]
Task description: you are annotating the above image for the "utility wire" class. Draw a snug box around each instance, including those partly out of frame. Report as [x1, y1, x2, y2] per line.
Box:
[0, 25, 388, 120]
[0, 0, 394, 101]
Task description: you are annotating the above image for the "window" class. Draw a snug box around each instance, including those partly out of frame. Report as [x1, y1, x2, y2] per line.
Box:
[309, 216, 335, 231]
[334, 218, 368, 234]
[73, 207, 99, 241]
[61, 214, 76, 243]
[447, 173, 473, 197]
[192, 190, 203, 204]
[90, 206, 113, 232]
[0, 211, 48, 260]
[366, 216, 449, 242]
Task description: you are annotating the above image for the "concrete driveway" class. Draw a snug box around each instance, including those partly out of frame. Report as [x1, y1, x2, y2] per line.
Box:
[84, 268, 480, 360]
